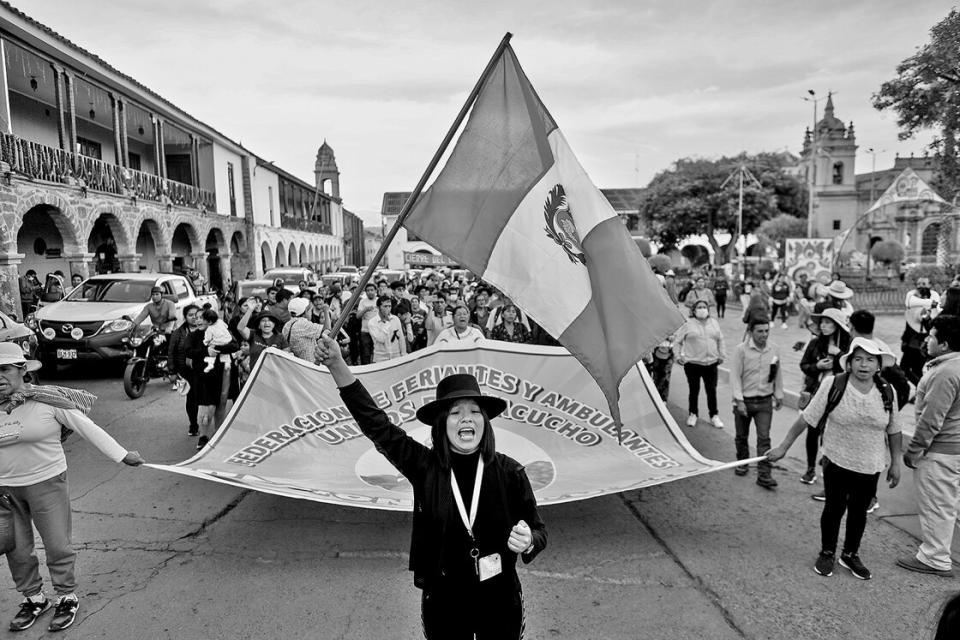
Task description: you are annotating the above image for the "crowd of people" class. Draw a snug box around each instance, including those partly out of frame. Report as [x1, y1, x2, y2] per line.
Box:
[647, 261, 960, 583]
[161, 268, 560, 451]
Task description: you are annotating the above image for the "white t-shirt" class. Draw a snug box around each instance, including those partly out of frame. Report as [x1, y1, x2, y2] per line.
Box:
[0, 401, 127, 486]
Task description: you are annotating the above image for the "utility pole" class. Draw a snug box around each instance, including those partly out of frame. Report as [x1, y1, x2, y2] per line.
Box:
[865, 147, 885, 279]
[802, 90, 827, 238]
[721, 163, 763, 277]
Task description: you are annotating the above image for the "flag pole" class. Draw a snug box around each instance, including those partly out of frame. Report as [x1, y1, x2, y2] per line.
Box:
[330, 32, 514, 337]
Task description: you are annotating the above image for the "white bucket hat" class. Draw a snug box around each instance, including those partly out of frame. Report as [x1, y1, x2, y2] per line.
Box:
[839, 337, 896, 370]
[811, 307, 850, 333]
[0, 342, 41, 371]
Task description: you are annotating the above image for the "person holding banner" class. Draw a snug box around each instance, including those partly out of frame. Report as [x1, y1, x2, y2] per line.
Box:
[316, 334, 546, 640]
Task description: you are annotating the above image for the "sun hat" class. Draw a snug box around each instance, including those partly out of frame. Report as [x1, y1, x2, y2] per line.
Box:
[839, 337, 896, 370]
[255, 309, 282, 326]
[0, 342, 41, 371]
[415, 374, 507, 425]
[811, 308, 850, 332]
[288, 297, 310, 317]
[825, 280, 854, 299]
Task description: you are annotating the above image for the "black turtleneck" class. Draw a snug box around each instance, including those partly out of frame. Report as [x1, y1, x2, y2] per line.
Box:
[450, 449, 481, 505]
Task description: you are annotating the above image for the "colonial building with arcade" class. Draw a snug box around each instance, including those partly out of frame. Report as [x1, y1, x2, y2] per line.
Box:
[0, 4, 353, 316]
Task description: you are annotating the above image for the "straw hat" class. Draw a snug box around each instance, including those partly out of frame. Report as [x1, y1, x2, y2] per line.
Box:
[825, 280, 854, 299]
[0, 343, 41, 371]
[811, 308, 850, 332]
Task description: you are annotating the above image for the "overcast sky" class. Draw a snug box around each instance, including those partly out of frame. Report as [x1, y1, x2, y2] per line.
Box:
[24, 0, 953, 227]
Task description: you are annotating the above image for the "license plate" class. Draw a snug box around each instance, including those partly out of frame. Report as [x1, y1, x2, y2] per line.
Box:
[56, 349, 77, 360]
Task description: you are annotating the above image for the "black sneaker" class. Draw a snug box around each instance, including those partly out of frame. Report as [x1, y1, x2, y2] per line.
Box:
[839, 552, 872, 580]
[800, 468, 816, 484]
[187, 425, 199, 437]
[757, 476, 778, 489]
[734, 466, 749, 476]
[866, 497, 879, 514]
[196, 435, 209, 450]
[9, 598, 51, 631]
[811, 491, 826, 502]
[47, 596, 78, 632]
[814, 550, 835, 577]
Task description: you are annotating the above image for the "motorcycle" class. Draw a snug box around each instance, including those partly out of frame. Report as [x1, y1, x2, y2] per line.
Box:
[121, 324, 170, 399]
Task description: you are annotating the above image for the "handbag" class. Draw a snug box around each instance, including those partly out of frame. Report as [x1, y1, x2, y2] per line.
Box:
[0, 493, 17, 555]
[798, 391, 812, 410]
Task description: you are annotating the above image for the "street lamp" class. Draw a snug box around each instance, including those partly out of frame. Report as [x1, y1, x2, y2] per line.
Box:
[864, 147, 885, 279]
[802, 90, 827, 237]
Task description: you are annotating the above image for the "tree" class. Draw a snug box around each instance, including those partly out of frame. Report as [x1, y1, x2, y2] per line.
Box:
[640, 153, 806, 265]
[870, 240, 905, 266]
[873, 10, 960, 199]
[756, 214, 807, 246]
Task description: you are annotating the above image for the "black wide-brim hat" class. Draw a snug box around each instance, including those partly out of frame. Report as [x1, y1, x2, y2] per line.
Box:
[416, 373, 507, 425]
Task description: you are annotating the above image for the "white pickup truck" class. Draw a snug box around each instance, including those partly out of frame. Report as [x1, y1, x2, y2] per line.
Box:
[31, 272, 218, 364]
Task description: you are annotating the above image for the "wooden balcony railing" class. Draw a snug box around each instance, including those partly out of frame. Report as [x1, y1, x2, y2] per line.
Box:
[0, 133, 216, 211]
[280, 214, 332, 235]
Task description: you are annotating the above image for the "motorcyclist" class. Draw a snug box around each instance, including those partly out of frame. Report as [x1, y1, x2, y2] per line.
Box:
[130, 286, 178, 335]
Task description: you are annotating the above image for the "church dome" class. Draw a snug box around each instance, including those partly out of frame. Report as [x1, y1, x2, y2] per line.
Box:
[315, 140, 337, 171]
[815, 93, 847, 139]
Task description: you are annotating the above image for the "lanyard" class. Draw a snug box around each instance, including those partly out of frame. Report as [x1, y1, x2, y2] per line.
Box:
[450, 458, 484, 540]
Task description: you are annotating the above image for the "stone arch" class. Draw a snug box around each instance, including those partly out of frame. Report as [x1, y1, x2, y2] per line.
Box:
[87, 211, 131, 274]
[261, 240, 274, 272]
[288, 243, 297, 266]
[275, 241, 286, 267]
[135, 218, 166, 272]
[921, 222, 940, 258]
[205, 227, 227, 291]
[14, 193, 79, 253]
[299, 243, 307, 265]
[16, 204, 78, 282]
[172, 222, 202, 272]
[230, 230, 244, 255]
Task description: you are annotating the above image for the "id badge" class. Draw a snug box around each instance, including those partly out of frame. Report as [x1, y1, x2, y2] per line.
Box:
[478, 552, 502, 582]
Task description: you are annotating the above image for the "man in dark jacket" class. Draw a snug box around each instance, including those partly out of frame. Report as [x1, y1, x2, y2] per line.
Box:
[168, 304, 201, 436]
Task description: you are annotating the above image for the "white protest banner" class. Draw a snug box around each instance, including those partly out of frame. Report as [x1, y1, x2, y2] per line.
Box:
[149, 342, 741, 510]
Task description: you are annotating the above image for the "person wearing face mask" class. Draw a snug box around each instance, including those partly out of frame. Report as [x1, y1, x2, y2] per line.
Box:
[315, 336, 546, 639]
[901, 276, 940, 390]
[798, 308, 851, 488]
[673, 300, 726, 428]
[768, 338, 901, 581]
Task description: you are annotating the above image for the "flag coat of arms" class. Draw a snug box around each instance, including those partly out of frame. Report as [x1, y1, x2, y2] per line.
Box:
[403, 44, 684, 428]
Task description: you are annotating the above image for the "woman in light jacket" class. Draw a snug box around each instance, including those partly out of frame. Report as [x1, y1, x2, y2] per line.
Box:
[673, 299, 726, 429]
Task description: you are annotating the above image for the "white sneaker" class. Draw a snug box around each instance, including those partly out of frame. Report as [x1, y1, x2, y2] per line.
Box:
[685, 414, 698, 427]
[710, 415, 724, 429]
[781, 323, 788, 330]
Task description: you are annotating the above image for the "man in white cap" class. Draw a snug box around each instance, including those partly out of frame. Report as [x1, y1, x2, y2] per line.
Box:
[901, 275, 940, 391]
[281, 297, 324, 364]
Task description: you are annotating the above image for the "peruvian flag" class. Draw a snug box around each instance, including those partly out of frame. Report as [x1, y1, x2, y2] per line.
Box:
[403, 44, 685, 433]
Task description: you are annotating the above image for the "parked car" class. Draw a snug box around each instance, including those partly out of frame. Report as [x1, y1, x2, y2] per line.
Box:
[231, 279, 275, 302]
[321, 273, 354, 289]
[262, 268, 318, 294]
[30, 273, 218, 365]
[373, 269, 406, 284]
[339, 265, 359, 274]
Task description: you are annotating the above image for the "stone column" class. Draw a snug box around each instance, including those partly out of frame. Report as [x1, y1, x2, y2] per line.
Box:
[191, 252, 209, 279]
[51, 64, 67, 150]
[156, 254, 174, 273]
[218, 252, 233, 289]
[63, 253, 95, 281]
[117, 253, 142, 273]
[0, 252, 24, 318]
[151, 115, 161, 176]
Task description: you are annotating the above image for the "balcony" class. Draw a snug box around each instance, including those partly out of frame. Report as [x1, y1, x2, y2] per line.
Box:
[280, 214, 332, 236]
[0, 133, 216, 211]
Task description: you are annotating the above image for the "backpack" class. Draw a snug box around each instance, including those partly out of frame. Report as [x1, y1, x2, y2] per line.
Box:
[815, 373, 894, 433]
[879, 364, 910, 411]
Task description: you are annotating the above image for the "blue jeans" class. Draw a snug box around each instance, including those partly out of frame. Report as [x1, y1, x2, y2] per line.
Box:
[3, 472, 76, 596]
[734, 396, 772, 476]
